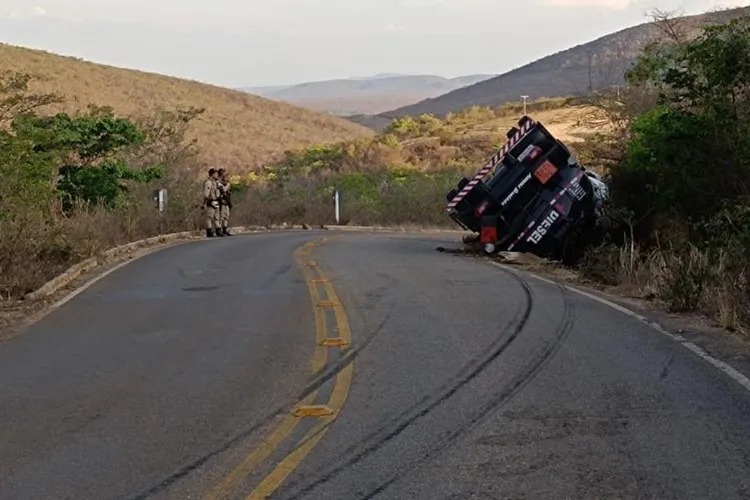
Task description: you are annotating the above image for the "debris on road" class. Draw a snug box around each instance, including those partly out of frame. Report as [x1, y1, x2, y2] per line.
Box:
[444, 115, 608, 260]
[435, 243, 548, 267]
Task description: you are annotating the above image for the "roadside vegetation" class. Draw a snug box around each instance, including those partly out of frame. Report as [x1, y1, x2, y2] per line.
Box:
[574, 13, 750, 332]
[227, 97, 603, 229]
[0, 71, 209, 298]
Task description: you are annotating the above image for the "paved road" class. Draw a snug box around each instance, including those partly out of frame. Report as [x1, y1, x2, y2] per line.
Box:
[1, 231, 749, 500]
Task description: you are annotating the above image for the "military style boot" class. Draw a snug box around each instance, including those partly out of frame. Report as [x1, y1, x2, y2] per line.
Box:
[206, 228, 215, 238]
[223, 226, 232, 236]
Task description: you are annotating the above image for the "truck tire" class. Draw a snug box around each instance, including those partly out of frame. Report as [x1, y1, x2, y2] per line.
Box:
[457, 177, 469, 189]
[446, 189, 458, 202]
[506, 126, 519, 139]
[518, 115, 532, 127]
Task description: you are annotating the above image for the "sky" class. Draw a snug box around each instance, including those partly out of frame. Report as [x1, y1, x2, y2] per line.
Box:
[1, 0, 749, 88]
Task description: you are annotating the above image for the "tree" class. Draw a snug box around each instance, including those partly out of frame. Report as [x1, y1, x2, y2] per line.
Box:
[612, 15, 750, 235]
[11, 105, 164, 210]
[0, 71, 63, 126]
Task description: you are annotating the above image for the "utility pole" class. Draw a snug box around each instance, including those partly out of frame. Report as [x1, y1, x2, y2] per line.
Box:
[521, 95, 529, 115]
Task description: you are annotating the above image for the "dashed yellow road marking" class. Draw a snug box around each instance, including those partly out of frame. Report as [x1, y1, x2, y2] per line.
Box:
[203, 238, 332, 500]
[316, 300, 338, 307]
[292, 405, 335, 417]
[321, 337, 348, 347]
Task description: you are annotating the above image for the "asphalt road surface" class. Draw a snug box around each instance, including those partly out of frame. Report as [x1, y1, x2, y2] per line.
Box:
[1, 231, 750, 500]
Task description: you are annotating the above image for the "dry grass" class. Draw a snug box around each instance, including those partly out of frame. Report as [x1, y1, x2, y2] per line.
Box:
[576, 240, 750, 334]
[484, 103, 613, 144]
[391, 101, 613, 172]
[0, 43, 373, 174]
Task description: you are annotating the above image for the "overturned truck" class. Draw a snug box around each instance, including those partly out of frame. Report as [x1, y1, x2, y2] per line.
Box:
[445, 115, 608, 260]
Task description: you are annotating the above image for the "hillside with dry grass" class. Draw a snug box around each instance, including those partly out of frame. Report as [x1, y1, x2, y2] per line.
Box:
[0, 43, 373, 173]
[353, 5, 750, 124]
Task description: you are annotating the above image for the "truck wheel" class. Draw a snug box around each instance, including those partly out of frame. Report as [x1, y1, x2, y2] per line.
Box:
[457, 177, 469, 190]
[518, 115, 532, 127]
[506, 126, 519, 139]
[446, 189, 458, 201]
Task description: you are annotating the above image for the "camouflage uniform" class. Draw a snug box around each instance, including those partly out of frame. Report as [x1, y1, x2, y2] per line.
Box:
[203, 169, 222, 237]
[217, 169, 232, 236]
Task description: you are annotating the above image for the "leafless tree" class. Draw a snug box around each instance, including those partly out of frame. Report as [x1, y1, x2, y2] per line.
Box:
[647, 8, 689, 45]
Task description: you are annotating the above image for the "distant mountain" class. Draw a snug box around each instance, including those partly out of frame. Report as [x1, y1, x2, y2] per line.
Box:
[351, 6, 750, 126]
[349, 73, 407, 80]
[239, 73, 496, 115]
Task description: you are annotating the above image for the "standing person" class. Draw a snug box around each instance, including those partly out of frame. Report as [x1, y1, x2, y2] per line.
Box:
[203, 168, 222, 237]
[217, 168, 232, 236]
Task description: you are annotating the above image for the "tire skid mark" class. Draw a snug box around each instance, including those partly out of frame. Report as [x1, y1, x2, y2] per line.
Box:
[359, 280, 576, 499]
[279, 267, 536, 499]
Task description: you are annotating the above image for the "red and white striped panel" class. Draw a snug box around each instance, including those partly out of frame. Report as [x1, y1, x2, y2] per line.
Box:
[445, 118, 535, 211]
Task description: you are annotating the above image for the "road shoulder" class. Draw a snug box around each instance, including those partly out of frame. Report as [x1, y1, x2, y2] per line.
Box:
[479, 253, 750, 391]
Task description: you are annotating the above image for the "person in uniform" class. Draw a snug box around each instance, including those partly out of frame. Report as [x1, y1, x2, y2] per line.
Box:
[217, 168, 232, 236]
[203, 168, 222, 237]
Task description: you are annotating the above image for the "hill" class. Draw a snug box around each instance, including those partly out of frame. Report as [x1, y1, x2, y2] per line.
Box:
[0, 43, 373, 172]
[241, 74, 495, 116]
[357, 6, 750, 124]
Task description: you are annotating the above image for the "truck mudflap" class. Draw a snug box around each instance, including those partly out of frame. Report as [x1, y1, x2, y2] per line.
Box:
[444, 115, 606, 259]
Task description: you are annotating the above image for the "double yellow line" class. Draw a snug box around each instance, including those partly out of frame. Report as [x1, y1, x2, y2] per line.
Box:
[204, 237, 354, 500]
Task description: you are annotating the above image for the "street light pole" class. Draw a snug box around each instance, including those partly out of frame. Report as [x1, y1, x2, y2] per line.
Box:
[521, 95, 529, 116]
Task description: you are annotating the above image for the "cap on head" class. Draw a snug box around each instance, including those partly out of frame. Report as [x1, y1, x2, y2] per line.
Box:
[218, 168, 225, 175]
[208, 168, 216, 176]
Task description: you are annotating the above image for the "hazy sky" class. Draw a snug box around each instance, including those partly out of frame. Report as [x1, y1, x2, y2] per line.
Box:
[1, 0, 748, 87]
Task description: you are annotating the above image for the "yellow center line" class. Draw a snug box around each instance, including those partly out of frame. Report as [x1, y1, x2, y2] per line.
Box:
[203, 238, 330, 500]
[244, 239, 355, 500]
